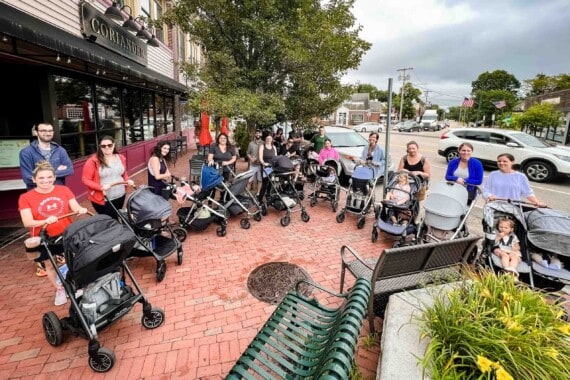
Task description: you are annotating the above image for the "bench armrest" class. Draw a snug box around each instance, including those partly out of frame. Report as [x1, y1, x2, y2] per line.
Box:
[340, 245, 375, 271]
[295, 278, 347, 298]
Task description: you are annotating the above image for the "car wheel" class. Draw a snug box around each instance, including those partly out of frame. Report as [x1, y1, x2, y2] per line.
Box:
[523, 160, 554, 183]
[445, 148, 459, 162]
[361, 127, 366, 132]
[378, 127, 383, 133]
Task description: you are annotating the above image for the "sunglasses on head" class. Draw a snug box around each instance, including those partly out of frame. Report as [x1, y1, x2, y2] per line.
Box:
[100, 143, 114, 148]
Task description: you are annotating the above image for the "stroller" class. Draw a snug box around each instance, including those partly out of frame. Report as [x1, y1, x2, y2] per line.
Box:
[261, 155, 310, 226]
[371, 171, 422, 246]
[217, 168, 263, 229]
[309, 160, 341, 212]
[113, 186, 184, 282]
[175, 164, 230, 236]
[482, 201, 570, 289]
[41, 214, 165, 373]
[416, 181, 478, 244]
[336, 164, 378, 229]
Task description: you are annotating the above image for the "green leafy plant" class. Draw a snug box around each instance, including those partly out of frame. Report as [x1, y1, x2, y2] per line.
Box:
[419, 271, 570, 379]
[361, 333, 378, 349]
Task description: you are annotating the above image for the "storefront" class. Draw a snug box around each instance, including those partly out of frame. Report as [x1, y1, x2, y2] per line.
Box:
[0, 1, 188, 219]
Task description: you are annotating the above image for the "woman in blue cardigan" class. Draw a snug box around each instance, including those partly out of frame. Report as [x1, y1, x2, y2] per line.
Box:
[445, 142, 483, 203]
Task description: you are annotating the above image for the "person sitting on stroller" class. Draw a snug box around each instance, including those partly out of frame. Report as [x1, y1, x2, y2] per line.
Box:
[384, 172, 412, 225]
[493, 217, 521, 276]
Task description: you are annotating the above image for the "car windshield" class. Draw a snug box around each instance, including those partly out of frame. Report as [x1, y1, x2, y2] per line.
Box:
[327, 131, 368, 147]
[510, 132, 549, 148]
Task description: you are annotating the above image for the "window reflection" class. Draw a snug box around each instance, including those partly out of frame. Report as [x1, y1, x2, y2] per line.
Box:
[95, 84, 123, 148]
[123, 88, 143, 144]
[142, 92, 156, 139]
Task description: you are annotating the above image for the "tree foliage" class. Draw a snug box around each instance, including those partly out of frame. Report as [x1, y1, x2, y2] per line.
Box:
[522, 73, 570, 97]
[394, 83, 422, 120]
[515, 103, 563, 130]
[163, 0, 370, 131]
[472, 89, 518, 125]
[471, 70, 520, 95]
[355, 83, 393, 102]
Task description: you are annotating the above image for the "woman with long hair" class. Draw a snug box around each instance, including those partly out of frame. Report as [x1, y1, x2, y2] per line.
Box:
[207, 133, 237, 181]
[148, 141, 172, 195]
[82, 135, 134, 218]
[19, 161, 88, 305]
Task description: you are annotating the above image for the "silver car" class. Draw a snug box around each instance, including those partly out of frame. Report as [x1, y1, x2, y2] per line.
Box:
[324, 126, 393, 182]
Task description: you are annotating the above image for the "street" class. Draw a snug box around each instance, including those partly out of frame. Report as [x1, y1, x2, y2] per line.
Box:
[357, 129, 570, 238]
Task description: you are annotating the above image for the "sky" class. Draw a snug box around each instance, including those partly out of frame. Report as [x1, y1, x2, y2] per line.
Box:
[343, 0, 570, 109]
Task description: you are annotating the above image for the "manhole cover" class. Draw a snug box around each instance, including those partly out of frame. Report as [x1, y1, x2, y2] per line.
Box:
[247, 262, 313, 304]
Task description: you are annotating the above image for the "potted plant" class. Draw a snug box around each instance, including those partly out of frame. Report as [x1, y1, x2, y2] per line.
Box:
[419, 271, 570, 379]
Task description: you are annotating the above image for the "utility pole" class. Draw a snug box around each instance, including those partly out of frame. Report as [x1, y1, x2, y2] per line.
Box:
[397, 67, 413, 122]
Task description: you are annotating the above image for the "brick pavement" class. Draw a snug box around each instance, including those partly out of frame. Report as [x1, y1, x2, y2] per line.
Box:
[0, 146, 393, 379]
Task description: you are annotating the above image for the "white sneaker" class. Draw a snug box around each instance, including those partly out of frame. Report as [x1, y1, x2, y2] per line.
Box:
[54, 287, 67, 306]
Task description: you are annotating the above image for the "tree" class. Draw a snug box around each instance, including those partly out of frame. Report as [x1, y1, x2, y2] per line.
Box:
[355, 83, 393, 102]
[515, 103, 563, 132]
[472, 89, 518, 126]
[394, 83, 422, 120]
[471, 70, 520, 95]
[522, 73, 570, 96]
[446, 106, 461, 121]
[164, 0, 370, 132]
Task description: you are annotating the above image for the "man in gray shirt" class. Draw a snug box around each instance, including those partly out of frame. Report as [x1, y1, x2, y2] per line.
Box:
[246, 129, 263, 193]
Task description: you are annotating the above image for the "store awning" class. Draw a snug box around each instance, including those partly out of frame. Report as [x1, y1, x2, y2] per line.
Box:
[0, 3, 187, 94]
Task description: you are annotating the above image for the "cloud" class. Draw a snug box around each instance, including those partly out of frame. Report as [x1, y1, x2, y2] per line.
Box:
[344, 0, 570, 107]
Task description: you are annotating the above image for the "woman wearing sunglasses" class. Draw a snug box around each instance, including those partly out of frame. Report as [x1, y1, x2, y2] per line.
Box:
[82, 135, 134, 218]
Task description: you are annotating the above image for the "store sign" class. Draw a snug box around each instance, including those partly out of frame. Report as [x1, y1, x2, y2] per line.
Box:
[80, 2, 147, 66]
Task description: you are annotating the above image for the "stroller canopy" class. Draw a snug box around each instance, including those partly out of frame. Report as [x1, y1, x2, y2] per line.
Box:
[201, 164, 224, 190]
[272, 155, 295, 173]
[483, 201, 527, 232]
[127, 187, 172, 225]
[525, 208, 570, 257]
[425, 181, 467, 218]
[352, 165, 374, 181]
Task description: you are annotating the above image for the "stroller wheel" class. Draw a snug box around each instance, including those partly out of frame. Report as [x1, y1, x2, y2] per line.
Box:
[310, 197, 317, 207]
[177, 251, 183, 265]
[357, 218, 366, 229]
[42, 311, 63, 346]
[88, 347, 115, 373]
[371, 227, 378, 243]
[253, 212, 262, 222]
[261, 203, 267, 216]
[374, 205, 381, 219]
[336, 212, 345, 223]
[216, 227, 227, 237]
[172, 227, 187, 242]
[240, 218, 251, 229]
[332, 201, 338, 213]
[301, 211, 310, 223]
[280, 215, 291, 227]
[142, 307, 165, 329]
[156, 261, 167, 282]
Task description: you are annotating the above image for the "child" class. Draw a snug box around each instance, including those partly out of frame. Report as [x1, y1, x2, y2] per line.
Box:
[385, 173, 412, 225]
[493, 217, 521, 275]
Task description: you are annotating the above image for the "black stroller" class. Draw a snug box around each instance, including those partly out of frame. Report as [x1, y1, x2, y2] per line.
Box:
[218, 168, 263, 229]
[371, 171, 422, 246]
[336, 164, 378, 229]
[41, 214, 165, 373]
[261, 155, 310, 226]
[113, 186, 184, 282]
[309, 160, 341, 212]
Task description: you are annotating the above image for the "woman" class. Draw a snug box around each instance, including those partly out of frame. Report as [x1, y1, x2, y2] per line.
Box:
[445, 142, 483, 202]
[279, 137, 300, 158]
[148, 141, 172, 195]
[274, 127, 285, 150]
[360, 132, 385, 178]
[397, 141, 431, 183]
[257, 134, 278, 202]
[482, 153, 544, 205]
[207, 133, 237, 181]
[18, 161, 88, 305]
[318, 138, 340, 165]
[82, 135, 134, 219]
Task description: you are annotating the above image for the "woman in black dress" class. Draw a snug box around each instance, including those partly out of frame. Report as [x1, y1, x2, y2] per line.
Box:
[207, 133, 237, 181]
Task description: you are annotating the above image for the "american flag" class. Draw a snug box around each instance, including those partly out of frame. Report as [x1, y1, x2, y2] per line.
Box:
[462, 98, 475, 108]
[493, 100, 507, 109]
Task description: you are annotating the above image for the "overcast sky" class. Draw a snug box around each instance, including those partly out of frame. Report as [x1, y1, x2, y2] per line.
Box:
[343, 0, 570, 108]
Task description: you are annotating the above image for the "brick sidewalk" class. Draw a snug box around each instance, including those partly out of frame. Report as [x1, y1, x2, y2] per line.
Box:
[0, 148, 391, 379]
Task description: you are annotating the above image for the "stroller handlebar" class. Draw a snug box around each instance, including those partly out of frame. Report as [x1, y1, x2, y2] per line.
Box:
[39, 210, 94, 234]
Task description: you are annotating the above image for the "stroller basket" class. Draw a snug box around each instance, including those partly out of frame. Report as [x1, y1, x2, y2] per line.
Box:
[177, 207, 214, 231]
[63, 214, 136, 288]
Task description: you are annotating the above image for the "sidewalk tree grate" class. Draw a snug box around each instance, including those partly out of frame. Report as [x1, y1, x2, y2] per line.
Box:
[247, 262, 312, 304]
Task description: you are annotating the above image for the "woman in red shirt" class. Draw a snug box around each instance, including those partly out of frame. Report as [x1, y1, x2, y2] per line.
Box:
[18, 161, 88, 305]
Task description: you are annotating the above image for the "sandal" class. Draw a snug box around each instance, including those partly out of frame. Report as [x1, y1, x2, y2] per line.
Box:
[36, 262, 47, 277]
[55, 256, 66, 265]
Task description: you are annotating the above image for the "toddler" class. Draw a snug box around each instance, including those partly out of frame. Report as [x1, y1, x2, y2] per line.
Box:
[493, 217, 521, 275]
[385, 173, 412, 225]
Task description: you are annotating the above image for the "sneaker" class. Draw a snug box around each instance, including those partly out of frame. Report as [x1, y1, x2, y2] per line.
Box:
[36, 262, 47, 277]
[54, 287, 67, 306]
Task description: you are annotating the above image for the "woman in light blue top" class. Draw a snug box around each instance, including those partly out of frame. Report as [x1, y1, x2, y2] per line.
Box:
[359, 132, 385, 178]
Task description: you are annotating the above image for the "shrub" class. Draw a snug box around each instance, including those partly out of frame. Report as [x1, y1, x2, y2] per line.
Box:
[419, 271, 570, 379]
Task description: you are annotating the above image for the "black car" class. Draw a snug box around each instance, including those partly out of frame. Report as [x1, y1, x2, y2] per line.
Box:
[397, 121, 421, 132]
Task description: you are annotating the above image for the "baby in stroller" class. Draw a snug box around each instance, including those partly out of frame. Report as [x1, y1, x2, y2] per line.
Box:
[309, 159, 341, 212]
[384, 172, 412, 225]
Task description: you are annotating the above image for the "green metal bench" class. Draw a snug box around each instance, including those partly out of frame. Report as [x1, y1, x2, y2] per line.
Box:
[227, 278, 371, 379]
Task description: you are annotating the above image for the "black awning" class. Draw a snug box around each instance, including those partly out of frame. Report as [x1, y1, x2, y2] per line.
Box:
[0, 3, 187, 94]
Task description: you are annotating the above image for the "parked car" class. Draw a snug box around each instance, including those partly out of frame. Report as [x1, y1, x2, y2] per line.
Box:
[323, 126, 394, 183]
[396, 121, 421, 132]
[356, 121, 383, 133]
[438, 128, 570, 183]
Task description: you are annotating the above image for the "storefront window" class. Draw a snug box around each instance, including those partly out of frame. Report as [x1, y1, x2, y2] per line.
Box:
[123, 88, 143, 144]
[165, 97, 174, 133]
[95, 84, 124, 148]
[54, 76, 96, 158]
[142, 92, 156, 138]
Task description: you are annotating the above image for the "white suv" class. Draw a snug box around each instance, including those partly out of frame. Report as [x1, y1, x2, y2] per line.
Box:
[438, 128, 570, 183]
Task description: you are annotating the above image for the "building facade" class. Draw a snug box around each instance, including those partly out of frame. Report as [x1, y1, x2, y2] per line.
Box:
[0, 0, 203, 219]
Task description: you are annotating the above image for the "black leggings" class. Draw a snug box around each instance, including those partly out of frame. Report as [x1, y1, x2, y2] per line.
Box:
[91, 195, 126, 220]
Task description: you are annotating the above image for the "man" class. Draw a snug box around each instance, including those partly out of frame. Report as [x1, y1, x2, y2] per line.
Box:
[279, 137, 300, 158]
[246, 129, 263, 192]
[310, 126, 328, 154]
[19, 123, 73, 190]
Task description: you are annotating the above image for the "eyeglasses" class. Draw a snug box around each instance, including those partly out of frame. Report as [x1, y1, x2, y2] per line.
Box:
[37, 130, 54, 133]
[100, 143, 114, 148]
